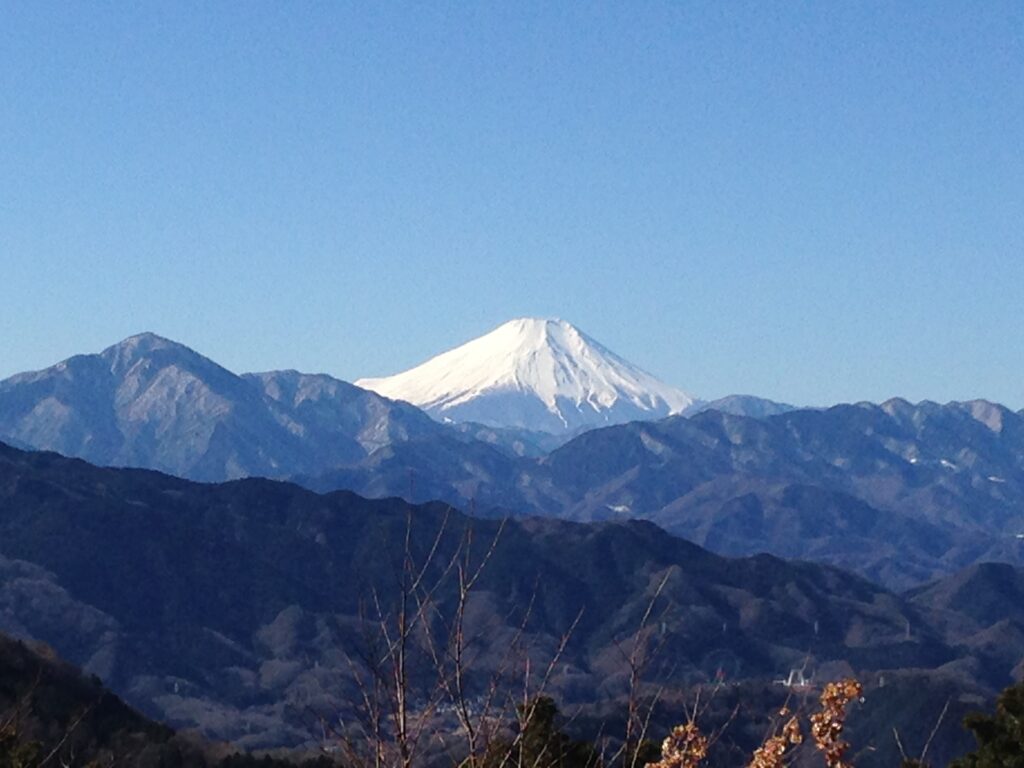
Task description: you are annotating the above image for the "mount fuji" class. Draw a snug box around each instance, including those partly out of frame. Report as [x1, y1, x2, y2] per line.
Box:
[356, 318, 698, 434]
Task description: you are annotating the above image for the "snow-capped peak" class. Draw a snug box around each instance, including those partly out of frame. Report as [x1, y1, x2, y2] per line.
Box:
[356, 318, 697, 434]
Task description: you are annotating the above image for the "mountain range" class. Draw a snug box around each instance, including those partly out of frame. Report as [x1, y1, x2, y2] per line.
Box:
[0, 322, 794, 475]
[0, 441, 1012, 765]
[2, 325, 1024, 765]
[0, 332, 466, 481]
[2, 329, 1024, 590]
[302, 400, 1024, 589]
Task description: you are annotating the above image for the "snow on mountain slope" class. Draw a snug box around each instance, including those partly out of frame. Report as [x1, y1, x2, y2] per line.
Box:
[356, 318, 698, 434]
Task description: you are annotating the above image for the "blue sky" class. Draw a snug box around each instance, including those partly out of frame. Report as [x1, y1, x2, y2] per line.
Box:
[2, 2, 1022, 406]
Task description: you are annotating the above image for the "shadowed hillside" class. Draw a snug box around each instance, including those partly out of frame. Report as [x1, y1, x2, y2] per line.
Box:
[0, 442, 1020, 766]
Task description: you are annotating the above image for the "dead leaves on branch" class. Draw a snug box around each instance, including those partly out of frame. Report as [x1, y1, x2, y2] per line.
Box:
[646, 678, 862, 768]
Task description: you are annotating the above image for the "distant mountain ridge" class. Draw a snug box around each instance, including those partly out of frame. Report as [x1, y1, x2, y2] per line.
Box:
[685, 394, 797, 419]
[5, 331, 1024, 591]
[299, 397, 1024, 589]
[357, 318, 698, 433]
[0, 329, 798, 479]
[0, 332, 456, 481]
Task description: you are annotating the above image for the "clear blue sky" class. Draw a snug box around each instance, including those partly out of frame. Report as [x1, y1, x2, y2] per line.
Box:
[2, 2, 1022, 407]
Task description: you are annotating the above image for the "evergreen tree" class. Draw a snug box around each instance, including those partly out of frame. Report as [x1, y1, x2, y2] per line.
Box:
[951, 679, 1024, 768]
[482, 696, 599, 768]
[0, 722, 39, 768]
